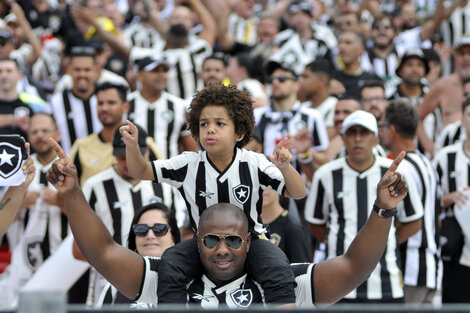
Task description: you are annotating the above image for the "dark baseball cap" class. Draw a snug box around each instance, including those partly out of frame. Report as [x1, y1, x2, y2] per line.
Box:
[264, 59, 298, 78]
[136, 56, 170, 72]
[112, 123, 148, 156]
[395, 49, 429, 77]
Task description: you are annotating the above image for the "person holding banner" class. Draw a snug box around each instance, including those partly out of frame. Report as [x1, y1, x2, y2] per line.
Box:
[0, 140, 35, 238]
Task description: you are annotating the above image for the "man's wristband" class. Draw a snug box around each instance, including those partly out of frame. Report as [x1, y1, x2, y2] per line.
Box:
[373, 203, 397, 218]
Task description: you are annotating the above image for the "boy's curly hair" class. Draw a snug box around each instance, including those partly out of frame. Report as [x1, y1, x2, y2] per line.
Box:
[186, 83, 255, 148]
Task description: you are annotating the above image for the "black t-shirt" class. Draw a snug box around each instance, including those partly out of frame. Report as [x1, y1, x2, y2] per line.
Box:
[0, 98, 33, 137]
[333, 70, 381, 99]
[266, 210, 313, 263]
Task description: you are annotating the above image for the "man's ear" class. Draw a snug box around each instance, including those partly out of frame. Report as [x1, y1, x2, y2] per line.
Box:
[124, 101, 130, 114]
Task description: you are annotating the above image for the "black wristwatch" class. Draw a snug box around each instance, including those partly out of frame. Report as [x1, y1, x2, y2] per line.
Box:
[373, 203, 397, 218]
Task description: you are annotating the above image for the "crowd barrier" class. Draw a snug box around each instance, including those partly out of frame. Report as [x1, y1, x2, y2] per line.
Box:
[2, 292, 470, 313]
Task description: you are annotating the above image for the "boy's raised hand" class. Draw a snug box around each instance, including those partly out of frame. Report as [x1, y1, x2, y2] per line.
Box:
[120, 120, 140, 148]
[269, 137, 293, 169]
[46, 138, 78, 193]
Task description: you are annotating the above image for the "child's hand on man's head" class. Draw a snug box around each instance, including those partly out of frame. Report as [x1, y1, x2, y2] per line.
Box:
[269, 137, 293, 169]
[120, 120, 140, 147]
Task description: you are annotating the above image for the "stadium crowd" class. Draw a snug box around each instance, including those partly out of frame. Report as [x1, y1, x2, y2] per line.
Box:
[1, 0, 470, 308]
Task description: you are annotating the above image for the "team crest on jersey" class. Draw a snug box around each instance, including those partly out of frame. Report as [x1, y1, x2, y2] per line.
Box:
[161, 110, 174, 122]
[0, 142, 23, 179]
[232, 185, 250, 204]
[229, 289, 253, 308]
[294, 121, 307, 132]
[25, 238, 44, 270]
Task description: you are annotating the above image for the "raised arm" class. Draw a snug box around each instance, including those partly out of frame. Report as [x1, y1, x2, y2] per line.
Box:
[269, 137, 306, 199]
[121, 120, 155, 180]
[420, 0, 463, 41]
[71, 5, 131, 60]
[313, 151, 408, 305]
[45, 139, 144, 299]
[186, 0, 217, 46]
[416, 83, 442, 155]
[0, 143, 35, 237]
[10, 2, 42, 65]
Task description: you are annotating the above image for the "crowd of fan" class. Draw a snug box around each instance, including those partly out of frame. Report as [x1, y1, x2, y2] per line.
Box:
[1, 0, 470, 308]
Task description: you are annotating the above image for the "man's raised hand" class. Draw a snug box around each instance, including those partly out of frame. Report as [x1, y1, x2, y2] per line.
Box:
[46, 138, 78, 193]
[376, 151, 408, 210]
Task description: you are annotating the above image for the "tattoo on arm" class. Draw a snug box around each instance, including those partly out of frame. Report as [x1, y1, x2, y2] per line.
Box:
[0, 197, 11, 211]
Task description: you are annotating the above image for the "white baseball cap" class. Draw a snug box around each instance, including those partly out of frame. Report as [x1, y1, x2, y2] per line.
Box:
[341, 110, 378, 136]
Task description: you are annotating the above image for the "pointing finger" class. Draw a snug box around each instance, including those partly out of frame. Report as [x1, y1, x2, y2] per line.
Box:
[48, 138, 68, 159]
[384, 151, 405, 178]
[25, 142, 30, 155]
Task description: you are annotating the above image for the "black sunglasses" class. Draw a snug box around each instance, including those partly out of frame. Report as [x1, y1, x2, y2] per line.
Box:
[132, 223, 170, 237]
[267, 75, 296, 83]
[372, 24, 393, 31]
[201, 234, 245, 250]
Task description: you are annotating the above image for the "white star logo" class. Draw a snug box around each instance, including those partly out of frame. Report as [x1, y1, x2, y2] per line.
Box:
[236, 293, 248, 303]
[237, 188, 247, 199]
[0, 149, 14, 166]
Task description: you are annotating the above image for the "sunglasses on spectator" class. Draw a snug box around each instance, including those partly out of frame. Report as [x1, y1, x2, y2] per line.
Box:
[372, 24, 393, 31]
[201, 234, 245, 250]
[267, 75, 296, 83]
[132, 223, 170, 237]
[335, 20, 353, 27]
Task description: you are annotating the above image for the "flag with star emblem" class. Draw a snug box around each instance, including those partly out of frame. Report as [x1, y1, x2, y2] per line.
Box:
[0, 135, 28, 186]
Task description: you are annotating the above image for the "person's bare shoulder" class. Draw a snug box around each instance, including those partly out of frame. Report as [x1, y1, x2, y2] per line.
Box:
[440, 73, 461, 87]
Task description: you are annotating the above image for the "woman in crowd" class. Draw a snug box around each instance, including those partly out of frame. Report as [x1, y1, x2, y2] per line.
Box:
[97, 202, 180, 308]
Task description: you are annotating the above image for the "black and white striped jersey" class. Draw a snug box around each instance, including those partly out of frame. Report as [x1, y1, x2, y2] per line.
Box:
[151, 148, 286, 234]
[301, 96, 337, 128]
[400, 150, 441, 289]
[30, 154, 69, 251]
[439, 3, 470, 74]
[227, 13, 258, 47]
[273, 29, 332, 75]
[433, 142, 470, 267]
[50, 90, 101, 153]
[435, 120, 466, 152]
[305, 156, 424, 300]
[137, 256, 316, 308]
[164, 39, 212, 99]
[254, 101, 329, 157]
[127, 91, 191, 159]
[361, 48, 399, 81]
[82, 167, 169, 247]
[387, 83, 443, 154]
[129, 38, 212, 99]
[123, 21, 165, 50]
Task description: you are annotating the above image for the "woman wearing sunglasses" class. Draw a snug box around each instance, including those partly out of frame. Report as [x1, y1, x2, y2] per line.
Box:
[96, 202, 180, 308]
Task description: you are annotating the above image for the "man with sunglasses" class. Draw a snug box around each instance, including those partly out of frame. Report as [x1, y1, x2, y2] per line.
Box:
[46, 138, 409, 308]
[255, 59, 329, 169]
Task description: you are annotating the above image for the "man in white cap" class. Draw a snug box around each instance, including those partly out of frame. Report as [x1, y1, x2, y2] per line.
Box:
[305, 110, 423, 303]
